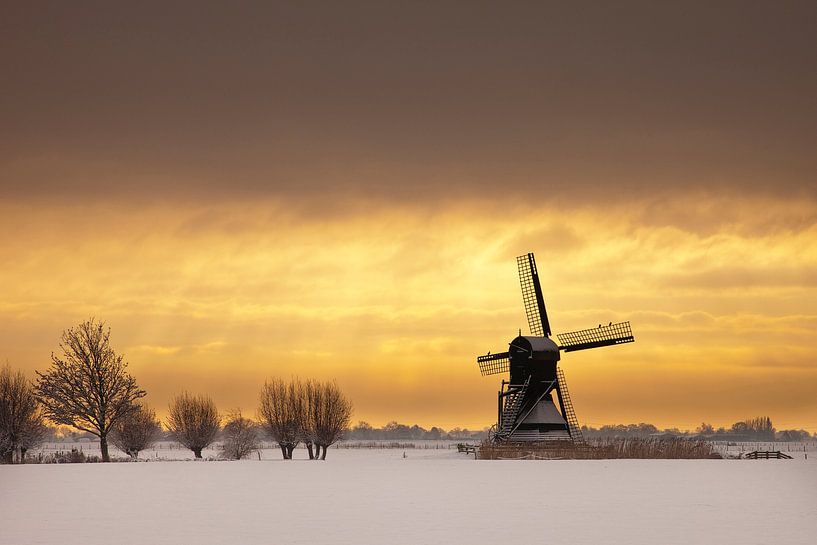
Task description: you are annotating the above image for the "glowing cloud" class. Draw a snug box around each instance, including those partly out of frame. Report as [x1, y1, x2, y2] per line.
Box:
[1, 196, 815, 431]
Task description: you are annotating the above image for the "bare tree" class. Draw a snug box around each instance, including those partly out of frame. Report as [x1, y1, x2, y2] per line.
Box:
[1, 365, 46, 463]
[166, 392, 220, 459]
[34, 319, 145, 462]
[221, 410, 260, 460]
[18, 408, 47, 463]
[259, 378, 353, 460]
[258, 378, 302, 459]
[110, 403, 161, 460]
[312, 380, 353, 460]
[301, 379, 320, 459]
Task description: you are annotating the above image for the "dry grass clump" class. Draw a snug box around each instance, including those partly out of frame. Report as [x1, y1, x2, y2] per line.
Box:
[478, 437, 720, 460]
[591, 437, 719, 459]
[29, 448, 102, 464]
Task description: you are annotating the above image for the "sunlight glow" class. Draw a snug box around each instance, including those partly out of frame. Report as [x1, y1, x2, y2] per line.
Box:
[1, 195, 815, 431]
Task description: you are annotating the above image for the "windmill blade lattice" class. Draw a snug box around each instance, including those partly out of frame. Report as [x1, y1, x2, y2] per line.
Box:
[557, 321, 634, 352]
[516, 253, 551, 337]
[477, 352, 510, 376]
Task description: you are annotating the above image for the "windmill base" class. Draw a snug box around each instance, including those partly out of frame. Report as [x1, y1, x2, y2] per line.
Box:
[498, 429, 572, 443]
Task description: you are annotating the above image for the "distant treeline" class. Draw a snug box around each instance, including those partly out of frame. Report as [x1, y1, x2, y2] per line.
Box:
[41, 416, 814, 444]
[345, 421, 487, 441]
[336, 418, 815, 442]
[580, 417, 814, 442]
[39, 422, 487, 443]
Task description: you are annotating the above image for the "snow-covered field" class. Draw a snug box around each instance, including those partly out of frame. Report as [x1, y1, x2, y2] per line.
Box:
[2, 447, 816, 545]
[712, 440, 816, 460]
[28, 438, 817, 461]
[28, 439, 469, 461]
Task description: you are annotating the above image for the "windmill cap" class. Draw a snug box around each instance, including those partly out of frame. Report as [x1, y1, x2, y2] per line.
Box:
[509, 335, 561, 361]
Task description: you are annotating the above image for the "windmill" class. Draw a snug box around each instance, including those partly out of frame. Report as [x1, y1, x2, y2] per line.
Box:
[476, 253, 635, 444]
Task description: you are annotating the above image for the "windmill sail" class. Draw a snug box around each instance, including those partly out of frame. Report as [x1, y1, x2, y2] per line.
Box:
[556, 321, 634, 352]
[477, 352, 510, 376]
[516, 253, 551, 337]
[556, 367, 585, 445]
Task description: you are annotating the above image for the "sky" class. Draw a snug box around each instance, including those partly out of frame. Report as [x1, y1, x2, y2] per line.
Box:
[1, 2, 816, 432]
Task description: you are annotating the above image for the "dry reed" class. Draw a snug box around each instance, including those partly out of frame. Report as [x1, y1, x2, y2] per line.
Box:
[478, 437, 720, 460]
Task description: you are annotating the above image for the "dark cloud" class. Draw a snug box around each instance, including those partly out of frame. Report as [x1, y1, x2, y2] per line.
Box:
[2, 1, 816, 204]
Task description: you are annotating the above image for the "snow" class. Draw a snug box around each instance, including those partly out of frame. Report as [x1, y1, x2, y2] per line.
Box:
[2, 448, 816, 545]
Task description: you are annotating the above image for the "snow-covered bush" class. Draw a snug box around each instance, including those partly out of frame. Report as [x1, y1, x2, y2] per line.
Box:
[220, 411, 260, 460]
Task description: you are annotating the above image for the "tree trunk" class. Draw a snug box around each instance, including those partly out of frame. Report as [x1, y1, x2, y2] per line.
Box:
[306, 441, 314, 460]
[279, 444, 288, 459]
[193, 447, 203, 459]
[100, 435, 110, 462]
[320, 444, 327, 460]
[20, 447, 27, 463]
[286, 444, 295, 459]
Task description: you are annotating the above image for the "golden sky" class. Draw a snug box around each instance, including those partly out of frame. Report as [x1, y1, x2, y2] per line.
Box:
[1, 3, 816, 431]
[1, 195, 815, 431]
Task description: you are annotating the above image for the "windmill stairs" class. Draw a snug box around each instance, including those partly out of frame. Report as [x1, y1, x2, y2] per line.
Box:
[497, 377, 530, 439]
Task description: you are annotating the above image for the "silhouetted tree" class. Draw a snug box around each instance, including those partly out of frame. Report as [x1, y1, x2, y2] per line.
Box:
[221, 410, 260, 460]
[696, 422, 714, 435]
[729, 417, 774, 440]
[746, 416, 775, 440]
[300, 379, 320, 459]
[1, 365, 46, 463]
[259, 378, 301, 459]
[258, 378, 353, 459]
[383, 421, 412, 439]
[166, 392, 220, 459]
[350, 421, 374, 440]
[110, 403, 161, 460]
[35, 319, 145, 462]
[313, 380, 353, 460]
[777, 429, 811, 441]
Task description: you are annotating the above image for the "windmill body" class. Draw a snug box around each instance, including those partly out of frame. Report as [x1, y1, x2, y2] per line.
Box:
[476, 253, 635, 444]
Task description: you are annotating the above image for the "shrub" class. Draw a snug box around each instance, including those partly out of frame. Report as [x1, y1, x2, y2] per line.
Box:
[221, 410, 260, 460]
[110, 404, 161, 460]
